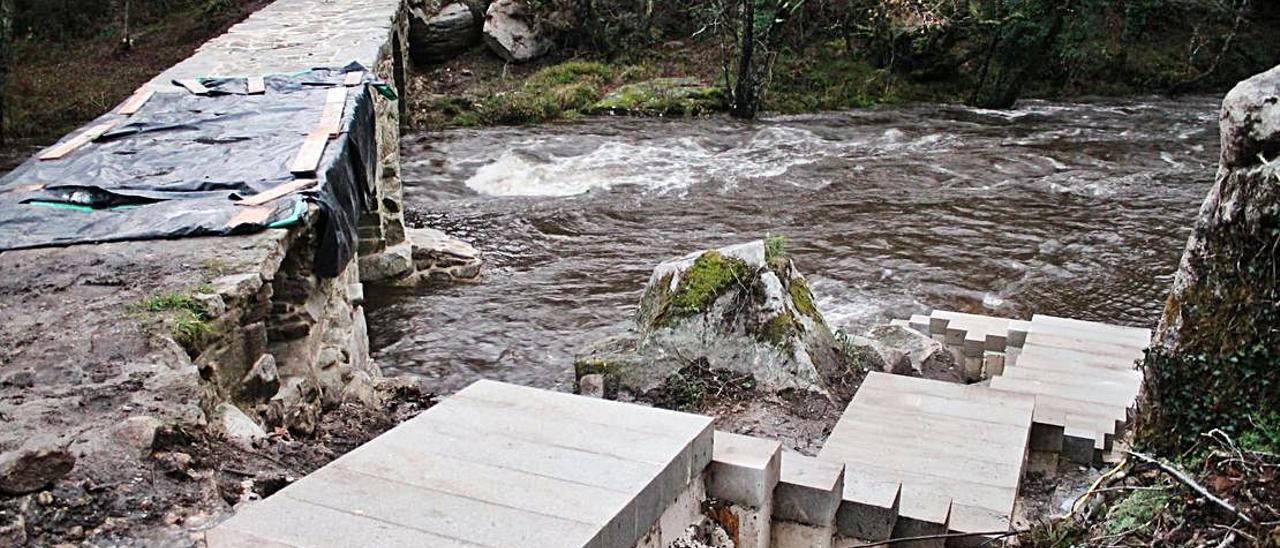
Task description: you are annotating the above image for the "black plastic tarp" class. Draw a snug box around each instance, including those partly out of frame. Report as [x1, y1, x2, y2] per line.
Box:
[0, 64, 388, 277]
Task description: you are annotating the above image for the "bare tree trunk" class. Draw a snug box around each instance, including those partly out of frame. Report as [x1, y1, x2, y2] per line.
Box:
[730, 0, 755, 119]
[0, 0, 12, 146]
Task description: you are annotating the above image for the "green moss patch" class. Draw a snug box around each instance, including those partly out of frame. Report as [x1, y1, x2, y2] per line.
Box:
[788, 277, 821, 321]
[672, 251, 749, 315]
[594, 77, 726, 116]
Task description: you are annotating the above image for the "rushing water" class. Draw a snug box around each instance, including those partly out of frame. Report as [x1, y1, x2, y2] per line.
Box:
[368, 97, 1221, 394]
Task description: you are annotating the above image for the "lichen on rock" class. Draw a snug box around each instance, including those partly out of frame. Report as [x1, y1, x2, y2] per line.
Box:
[576, 239, 860, 403]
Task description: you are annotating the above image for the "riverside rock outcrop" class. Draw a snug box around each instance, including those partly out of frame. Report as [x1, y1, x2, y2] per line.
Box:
[1157, 64, 1280, 350]
[575, 240, 859, 401]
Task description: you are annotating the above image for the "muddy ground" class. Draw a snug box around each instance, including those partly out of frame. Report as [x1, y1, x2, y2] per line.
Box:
[0, 233, 436, 546]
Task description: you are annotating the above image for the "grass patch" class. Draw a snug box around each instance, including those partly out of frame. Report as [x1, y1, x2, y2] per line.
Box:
[139, 290, 215, 351]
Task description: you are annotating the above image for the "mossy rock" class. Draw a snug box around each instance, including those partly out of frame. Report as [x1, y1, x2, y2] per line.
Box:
[594, 77, 727, 116]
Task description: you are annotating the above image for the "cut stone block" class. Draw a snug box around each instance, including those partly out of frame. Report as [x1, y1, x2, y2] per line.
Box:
[909, 314, 931, 334]
[890, 318, 911, 328]
[984, 350, 1006, 377]
[773, 451, 844, 527]
[1018, 344, 1143, 371]
[708, 431, 781, 508]
[891, 484, 951, 548]
[832, 467, 900, 541]
[771, 520, 835, 548]
[1008, 320, 1031, 348]
[208, 380, 712, 548]
[1029, 314, 1151, 349]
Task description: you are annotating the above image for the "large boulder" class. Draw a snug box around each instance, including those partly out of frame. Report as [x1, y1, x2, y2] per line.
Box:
[575, 240, 858, 401]
[408, 2, 483, 65]
[843, 324, 961, 382]
[482, 0, 548, 64]
[1145, 65, 1280, 451]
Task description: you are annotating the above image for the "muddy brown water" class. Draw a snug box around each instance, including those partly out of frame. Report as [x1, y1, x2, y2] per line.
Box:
[369, 97, 1220, 395]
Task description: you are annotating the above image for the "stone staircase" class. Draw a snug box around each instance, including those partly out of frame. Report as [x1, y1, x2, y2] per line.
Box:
[206, 311, 1151, 548]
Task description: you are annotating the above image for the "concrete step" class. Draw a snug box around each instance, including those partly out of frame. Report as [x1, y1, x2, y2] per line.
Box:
[1017, 343, 1144, 371]
[1003, 364, 1142, 395]
[708, 431, 781, 548]
[833, 466, 901, 543]
[1011, 355, 1143, 384]
[772, 451, 844, 548]
[1022, 331, 1148, 361]
[990, 375, 1136, 410]
[1029, 314, 1151, 349]
[208, 380, 714, 548]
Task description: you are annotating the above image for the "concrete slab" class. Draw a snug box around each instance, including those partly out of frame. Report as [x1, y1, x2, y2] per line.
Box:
[774, 451, 844, 527]
[708, 431, 781, 508]
[909, 314, 931, 334]
[208, 380, 712, 548]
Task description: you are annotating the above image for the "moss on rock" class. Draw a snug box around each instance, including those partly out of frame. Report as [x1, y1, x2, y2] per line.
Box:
[594, 77, 727, 116]
[672, 251, 748, 315]
[788, 277, 821, 322]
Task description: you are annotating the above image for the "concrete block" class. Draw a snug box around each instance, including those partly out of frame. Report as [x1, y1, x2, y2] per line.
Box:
[282, 466, 600, 547]
[891, 485, 950, 548]
[771, 520, 835, 548]
[983, 350, 1006, 377]
[207, 495, 482, 548]
[832, 468, 899, 541]
[773, 451, 844, 527]
[708, 431, 781, 508]
[908, 314, 931, 334]
[890, 318, 911, 328]
[1008, 320, 1031, 348]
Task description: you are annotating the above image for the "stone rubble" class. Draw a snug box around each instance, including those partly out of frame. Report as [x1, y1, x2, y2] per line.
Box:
[483, 0, 549, 63]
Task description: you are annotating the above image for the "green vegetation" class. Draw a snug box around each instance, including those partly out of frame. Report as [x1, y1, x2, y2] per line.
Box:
[409, 0, 1278, 129]
[787, 277, 820, 321]
[1, 0, 269, 145]
[1103, 490, 1172, 536]
[672, 251, 749, 315]
[653, 361, 755, 412]
[594, 78, 725, 116]
[762, 312, 797, 349]
[139, 290, 215, 350]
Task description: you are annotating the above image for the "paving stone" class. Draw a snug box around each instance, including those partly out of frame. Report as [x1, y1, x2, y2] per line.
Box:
[773, 451, 844, 527]
[708, 431, 781, 508]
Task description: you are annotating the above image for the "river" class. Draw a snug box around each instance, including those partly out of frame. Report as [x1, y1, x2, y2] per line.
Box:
[368, 97, 1220, 395]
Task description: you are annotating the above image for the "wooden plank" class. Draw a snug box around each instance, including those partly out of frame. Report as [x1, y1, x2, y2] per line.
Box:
[38, 122, 117, 161]
[246, 76, 266, 95]
[176, 78, 210, 95]
[236, 179, 316, 206]
[3, 183, 44, 194]
[288, 129, 330, 175]
[318, 88, 348, 135]
[342, 71, 364, 87]
[118, 89, 155, 115]
[225, 206, 273, 228]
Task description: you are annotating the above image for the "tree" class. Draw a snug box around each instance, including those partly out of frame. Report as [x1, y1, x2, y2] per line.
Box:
[0, 0, 11, 146]
[705, 0, 806, 119]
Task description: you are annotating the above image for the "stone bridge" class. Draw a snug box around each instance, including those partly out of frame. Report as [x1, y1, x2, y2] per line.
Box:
[0, 0, 457, 538]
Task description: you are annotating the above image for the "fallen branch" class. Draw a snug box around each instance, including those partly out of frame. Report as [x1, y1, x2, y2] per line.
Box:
[1126, 450, 1255, 525]
[856, 529, 1026, 547]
